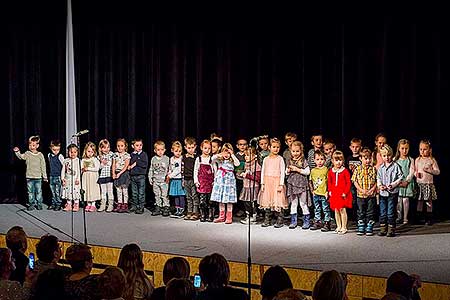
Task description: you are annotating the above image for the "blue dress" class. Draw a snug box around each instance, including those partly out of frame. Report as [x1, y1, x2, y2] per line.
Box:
[210, 160, 237, 203]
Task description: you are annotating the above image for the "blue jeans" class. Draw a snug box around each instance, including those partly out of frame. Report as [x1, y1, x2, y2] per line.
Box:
[313, 195, 331, 222]
[26, 178, 43, 208]
[130, 175, 146, 209]
[379, 193, 398, 226]
[357, 196, 375, 223]
[49, 176, 62, 207]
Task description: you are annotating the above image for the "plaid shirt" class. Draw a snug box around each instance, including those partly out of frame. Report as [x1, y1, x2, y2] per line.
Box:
[98, 152, 115, 179]
[351, 164, 377, 198]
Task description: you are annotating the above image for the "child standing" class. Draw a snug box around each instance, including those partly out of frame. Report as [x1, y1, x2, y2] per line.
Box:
[239, 148, 261, 224]
[282, 132, 297, 163]
[129, 139, 149, 214]
[194, 140, 215, 222]
[47, 140, 64, 210]
[168, 141, 186, 218]
[235, 138, 248, 217]
[210, 143, 241, 224]
[148, 141, 170, 216]
[61, 144, 81, 212]
[257, 136, 270, 166]
[346, 138, 362, 222]
[309, 150, 331, 231]
[414, 140, 440, 225]
[323, 139, 336, 169]
[351, 148, 377, 236]
[307, 134, 324, 170]
[373, 133, 387, 170]
[394, 139, 416, 225]
[182, 137, 199, 220]
[259, 138, 288, 228]
[13, 136, 48, 210]
[112, 138, 131, 213]
[377, 145, 403, 237]
[286, 141, 311, 229]
[98, 139, 115, 212]
[81, 142, 101, 212]
[328, 150, 352, 234]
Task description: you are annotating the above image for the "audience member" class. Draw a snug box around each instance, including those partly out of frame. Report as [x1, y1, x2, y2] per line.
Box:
[117, 243, 154, 300]
[64, 243, 101, 300]
[165, 278, 196, 300]
[382, 271, 416, 300]
[32, 268, 67, 300]
[150, 257, 190, 300]
[34, 234, 70, 279]
[196, 253, 248, 300]
[273, 289, 307, 300]
[5, 226, 29, 284]
[98, 266, 126, 300]
[260, 265, 293, 300]
[312, 270, 346, 300]
[0, 247, 33, 300]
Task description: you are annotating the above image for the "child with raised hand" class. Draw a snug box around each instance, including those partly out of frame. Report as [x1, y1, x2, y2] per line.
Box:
[414, 139, 440, 225]
[47, 140, 64, 210]
[112, 138, 131, 213]
[309, 150, 331, 231]
[351, 148, 377, 236]
[210, 143, 241, 224]
[377, 145, 403, 237]
[181, 137, 199, 220]
[394, 139, 415, 225]
[286, 141, 311, 229]
[168, 141, 186, 218]
[98, 139, 115, 212]
[328, 150, 352, 234]
[259, 138, 288, 228]
[239, 147, 261, 224]
[61, 144, 81, 212]
[81, 142, 101, 212]
[13, 135, 48, 210]
[194, 140, 215, 222]
[148, 140, 170, 217]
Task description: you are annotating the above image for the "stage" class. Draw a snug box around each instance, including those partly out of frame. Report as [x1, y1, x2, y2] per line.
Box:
[1, 203, 450, 285]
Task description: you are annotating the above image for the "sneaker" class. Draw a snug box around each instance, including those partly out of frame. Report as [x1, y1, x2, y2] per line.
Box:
[47, 205, 55, 210]
[27, 205, 35, 211]
[151, 207, 162, 216]
[162, 207, 170, 217]
[135, 208, 145, 214]
[321, 221, 331, 232]
[36, 205, 43, 210]
[54, 205, 62, 211]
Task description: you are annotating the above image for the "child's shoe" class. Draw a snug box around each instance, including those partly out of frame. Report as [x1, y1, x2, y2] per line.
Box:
[386, 225, 396, 237]
[63, 203, 72, 212]
[310, 220, 322, 231]
[289, 214, 297, 229]
[321, 221, 331, 232]
[73, 203, 79, 212]
[261, 210, 272, 227]
[113, 203, 122, 213]
[365, 220, 375, 236]
[214, 211, 226, 223]
[357, 220, 366, 236]
[225, 211, 233, 224]
[274, 213, 284, 228]
[184, 212, 192, 220]
[162, 206, 170, 217]
[302, 214, 311, 229]
[378, 224, 387, 236]
[106, 203, 114, 212]
[121, 203, 128, 213]
[151, 206, 162, 216]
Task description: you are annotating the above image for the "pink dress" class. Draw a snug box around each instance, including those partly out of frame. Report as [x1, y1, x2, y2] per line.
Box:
[258, 155, 287, 211]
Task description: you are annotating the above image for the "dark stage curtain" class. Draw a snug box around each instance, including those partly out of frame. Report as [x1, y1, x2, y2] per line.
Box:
[1, 7, 448, 217]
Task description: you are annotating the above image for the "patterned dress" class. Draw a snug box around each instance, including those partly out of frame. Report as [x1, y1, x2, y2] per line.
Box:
[210, 155, 239, 204]
[61, 157, 81, 201]
[239, 159, 261, 202]
[286, 157, 311, 205]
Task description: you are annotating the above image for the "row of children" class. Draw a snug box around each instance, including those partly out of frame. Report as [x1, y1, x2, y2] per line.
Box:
[13, 132, 439, 237]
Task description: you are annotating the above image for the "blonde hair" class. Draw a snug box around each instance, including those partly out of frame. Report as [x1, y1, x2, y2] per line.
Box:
[332, 150, 345, 161]
[154, 140, 165, 149]
[98, 139, 110, 150]
[200, 139, 211, 148]
[350, 138, 362, 145]
[394, 139, 410, 160]
[117, 138, 129, 152]
[171, 141, 183, 152]
[184, 137, 196, 146]
[418, 139, 434, 160]
[284, 132, 298, 140]
[269, 137, 281, 146]
[380, 144, 393, 157]
[28, 135, 40, 144]
[291, 141, 305, 160]
[82, 142, 97, 158]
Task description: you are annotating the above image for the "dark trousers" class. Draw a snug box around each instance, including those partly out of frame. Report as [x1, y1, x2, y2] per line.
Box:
[379, 193, 398, 227]
[130, 175, 146, 209]
[357, 196, 376, 223]
[184, 179, 199, 213]
[49, 176, 62, 207]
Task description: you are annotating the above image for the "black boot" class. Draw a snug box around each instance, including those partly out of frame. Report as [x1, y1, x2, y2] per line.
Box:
[261, 209, 272, 227]
[387, 225, 396, 237]
[274, 212, 284, 228]
[378, 224, 387, 236]
[200, 207, 207, 222]
[208, 207, 214, 222]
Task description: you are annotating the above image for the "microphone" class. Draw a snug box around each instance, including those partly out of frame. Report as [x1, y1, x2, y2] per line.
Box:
[72, 129, 89, 137]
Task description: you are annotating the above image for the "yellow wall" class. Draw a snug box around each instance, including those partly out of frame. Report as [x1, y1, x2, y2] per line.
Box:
[1, 235, 448, 300]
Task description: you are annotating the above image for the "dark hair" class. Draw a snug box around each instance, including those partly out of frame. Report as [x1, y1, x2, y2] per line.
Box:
[163, 257, 191, 285]
[273, 288, 307, 300]
[50, 140, 61, 148]
[36, 235, 59, 263]
[65, 243, 93, 272]
[312, 270, 346, 300]
[5, 226, 27, 252]
[0, 248, 13, 275]
[67, 143, 79, 152]
[33, 268, 67, 300]
[165, 278, 196, 300]
[199, 253, 230, 288]
[99, 267, 126, 299]
[260, 265, 293, 299]
[386, 271, 414, 299]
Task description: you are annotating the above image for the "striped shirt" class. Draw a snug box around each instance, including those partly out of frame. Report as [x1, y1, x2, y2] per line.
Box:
[377, 162, 403, 197]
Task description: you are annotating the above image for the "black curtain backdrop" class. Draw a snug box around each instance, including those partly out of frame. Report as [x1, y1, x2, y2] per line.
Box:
[1, 5, 448, 217]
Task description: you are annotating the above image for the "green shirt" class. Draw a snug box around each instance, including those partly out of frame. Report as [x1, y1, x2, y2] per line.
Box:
[310, 166, 328, 196]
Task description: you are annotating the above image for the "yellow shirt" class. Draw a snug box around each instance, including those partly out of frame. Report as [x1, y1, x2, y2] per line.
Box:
[310, 166, 328, 196]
